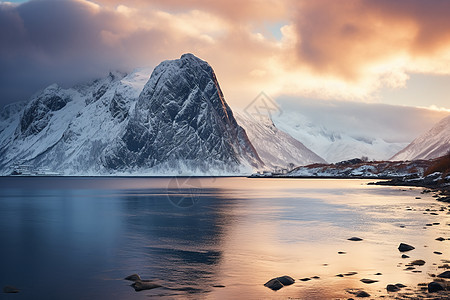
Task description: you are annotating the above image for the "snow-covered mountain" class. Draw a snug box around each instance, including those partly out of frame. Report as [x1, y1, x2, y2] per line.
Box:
[234, 112, 326, 169]
[0, 54, 263, 175]
[391, 114, 450, 161]
[272, 110, 408, 163]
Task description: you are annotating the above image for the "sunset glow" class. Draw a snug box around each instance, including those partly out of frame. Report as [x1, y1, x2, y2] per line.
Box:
[1, 0, 449, 110]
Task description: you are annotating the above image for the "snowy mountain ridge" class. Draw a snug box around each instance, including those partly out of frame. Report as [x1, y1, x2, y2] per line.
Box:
[0, 54, 266, 175]
[272, 110, 408, 163]
[391, 114, 450, 161]
[234, 112, 326, 169]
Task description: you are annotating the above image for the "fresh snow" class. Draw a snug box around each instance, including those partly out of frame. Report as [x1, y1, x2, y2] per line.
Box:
[0, 55, 262, 176]
[234, 111, 326, 169]
[391, 114, 450, 161]
[272, 110, 408, 163]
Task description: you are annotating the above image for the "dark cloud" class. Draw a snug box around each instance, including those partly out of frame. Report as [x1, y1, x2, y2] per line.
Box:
[0, 0, 176, 106]
[1, 0, 449, 109]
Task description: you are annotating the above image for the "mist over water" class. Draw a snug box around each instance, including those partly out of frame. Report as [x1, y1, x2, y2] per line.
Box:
[0, 177, 448, 299]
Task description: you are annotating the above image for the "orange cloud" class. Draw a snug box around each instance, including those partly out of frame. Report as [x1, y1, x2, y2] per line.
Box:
[1, 0, 450, 108]
[292, 0, 450, 80]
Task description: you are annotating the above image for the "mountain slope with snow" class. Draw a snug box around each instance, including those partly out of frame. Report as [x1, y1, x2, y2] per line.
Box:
[391, 114, 450, 161]
[0, 54, 262, 175]
[235, 112, 326, 169]
[272, 110, 408, 163]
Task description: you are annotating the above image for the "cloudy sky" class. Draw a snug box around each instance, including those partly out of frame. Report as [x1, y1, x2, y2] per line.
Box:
[1, 0, 450, 117]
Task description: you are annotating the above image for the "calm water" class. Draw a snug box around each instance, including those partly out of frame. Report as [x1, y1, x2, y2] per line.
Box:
[0, 177, 448, 299]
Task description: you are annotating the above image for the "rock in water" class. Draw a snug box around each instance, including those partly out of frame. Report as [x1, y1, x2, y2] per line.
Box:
[264, 275, 295, 291]
[398, 243, 415, 252]
[355, 290, 370, 297]
[299, 278, 311, 281]
[411, 259, 425, 266]
[360, 278, 378, 284]
[348, 237, 363, 241]
[131, 281, 162, 292]
[437, 270, 450, 278]
[124, 274, 142, 281]
[276, 276, 295, 286]
[3, 286, 19, 293]
[264, 278, 284, 291]
[386, 284, 400, 292]
[427, 281, 444, 293]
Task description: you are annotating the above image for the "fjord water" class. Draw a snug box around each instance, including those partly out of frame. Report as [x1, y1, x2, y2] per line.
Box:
[0, 177, 448, 299]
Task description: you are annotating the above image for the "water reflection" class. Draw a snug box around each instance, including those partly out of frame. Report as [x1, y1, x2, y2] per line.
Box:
[117, 188, 233, 296]
[0, 177, 448, 299]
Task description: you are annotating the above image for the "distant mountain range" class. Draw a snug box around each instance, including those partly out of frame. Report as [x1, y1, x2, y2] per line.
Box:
[234, 112, 326, 169]
[391, 114, 450, 161]
[272, 110, 408, 163]
[0, 53, 448, 176]
[0, 54, 326, 176]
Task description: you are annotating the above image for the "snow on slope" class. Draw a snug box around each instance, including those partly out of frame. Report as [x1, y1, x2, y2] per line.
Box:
[0, 54, 264, 175]
[272, 110, 408, 163]
[234, 112, 326, 169]
[391, 114, 450, 161]
[101, 53, 262, 175]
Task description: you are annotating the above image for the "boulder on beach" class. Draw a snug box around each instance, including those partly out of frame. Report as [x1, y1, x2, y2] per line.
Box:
[398, 243, 415, 252]
[3, 286, 19, 293]
[348, 237, 363, 241]
[264, 275, 295, 291]
[428, 281, 444, 293]
[436, 237, 445, 241]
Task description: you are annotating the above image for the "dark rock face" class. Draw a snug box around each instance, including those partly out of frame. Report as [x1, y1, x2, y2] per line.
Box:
[20, 85, 70, 136]
[103, 53, 262, 172]
[109, 92, 130, 122]
[398, 243, 415, 252]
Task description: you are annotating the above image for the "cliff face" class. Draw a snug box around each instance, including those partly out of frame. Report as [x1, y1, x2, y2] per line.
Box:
[102, 53, 262, 174]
